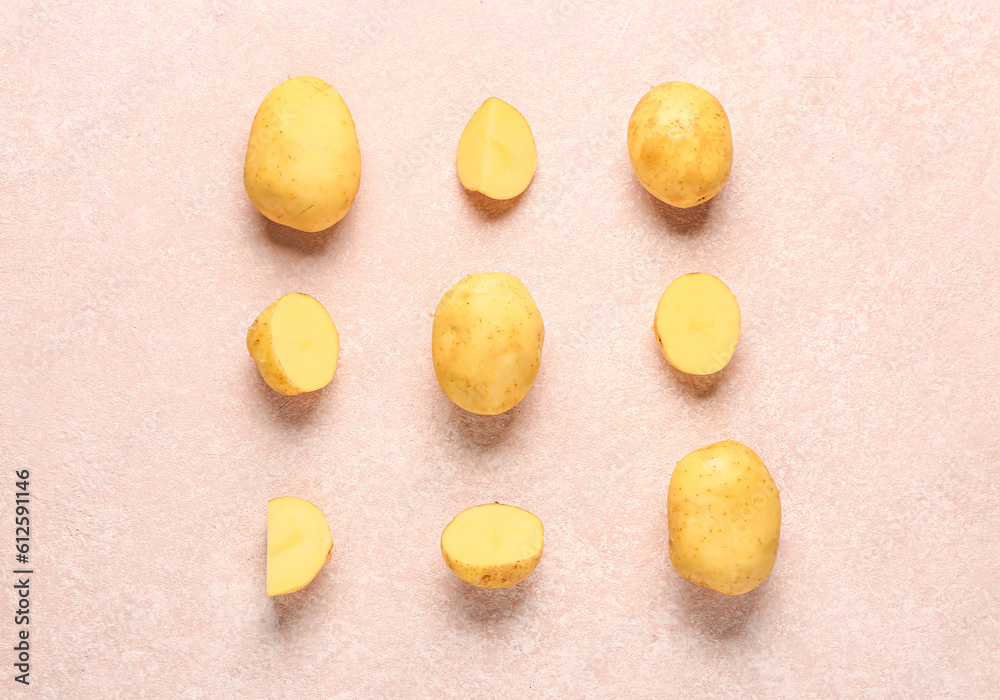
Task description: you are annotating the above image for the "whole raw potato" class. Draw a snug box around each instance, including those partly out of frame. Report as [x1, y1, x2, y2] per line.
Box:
[244, 76, 361, 232]
[668, 440, 781, 595]
[627, 81, 733, 208]
[432, 273, 544, 415]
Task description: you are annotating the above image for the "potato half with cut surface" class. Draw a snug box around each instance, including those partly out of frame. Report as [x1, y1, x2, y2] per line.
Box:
[627, 81, 733, 208]
[441, 503, 543, 588]
[244, 76, 361, 232]
[457, 97, 536, 200]
[432, 272, 544, 415]
[247, 293, 339, 395]
[668, 440, 781, 596]
[267, 497, 333, 596]
[654, 272, 740, 375]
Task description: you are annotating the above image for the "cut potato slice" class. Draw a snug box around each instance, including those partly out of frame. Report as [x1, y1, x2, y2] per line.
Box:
[267, 497, 333, 596]
[247, 293, 339, 395]
[654, 273, 740, 375]
[441, 503, 543, 588]
[457, 97, 536, 200]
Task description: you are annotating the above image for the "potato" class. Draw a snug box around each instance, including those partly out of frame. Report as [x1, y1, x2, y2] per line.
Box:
[244, 76, 361, 232]
[267, 497, 333, 596]
[667, 441, 781, 595]
[456, 97, 536, 200]
[441, 503, 543, 588]
[432, 273, 544, 415]
[247, 293, 339, 395]
[627, 81, 733, 208]
[653, 273, 740, 375]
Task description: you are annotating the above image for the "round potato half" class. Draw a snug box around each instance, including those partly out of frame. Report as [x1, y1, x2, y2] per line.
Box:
[247, 292, 339, 395]
[653, 272, 740, 375]
[441, 503, 544, 588]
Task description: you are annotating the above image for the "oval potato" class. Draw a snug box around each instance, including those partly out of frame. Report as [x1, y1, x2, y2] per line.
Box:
[432, 273, 544, 415]
[627, 81, 733, 208]
[244, 76, 361, 232]
[668, 440, 781, 595]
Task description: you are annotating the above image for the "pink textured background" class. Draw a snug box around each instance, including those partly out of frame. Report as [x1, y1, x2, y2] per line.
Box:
[1, 1, 999, 697]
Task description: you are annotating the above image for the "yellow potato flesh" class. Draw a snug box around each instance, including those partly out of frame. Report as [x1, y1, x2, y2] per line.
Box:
[267, 497, 333, 596]
[432, 273, 544, 415]
[627, 81, 733, 208]
[457, 97, 536, 200]
[244, 76, 361, 232]
[441, 504, 543, 589]
[654, 273, 740, 375]
[247, 293, 339, 395]
[668, 441, 781, 596]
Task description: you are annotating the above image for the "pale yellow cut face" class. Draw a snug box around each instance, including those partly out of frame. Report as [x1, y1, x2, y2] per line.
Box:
[627, 81, 733, 208]
[247, 293, 339, 395]
[244, 76, 361, 232]
[267, 497, 333, 596]
[432, 273, 544, 415]
[668, 440, 781, 596]
[653, 273, 740, 375]
[441, 503, 544, 589]
[457, 97, 537, 200]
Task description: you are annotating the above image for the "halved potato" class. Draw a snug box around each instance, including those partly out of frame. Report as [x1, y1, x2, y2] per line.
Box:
[653, 273, 740, 375]
[457, 97, 536, 200]
[267, 497, 333, 596]
[441, 503, 543, 588]
[247, 293, 339, 395]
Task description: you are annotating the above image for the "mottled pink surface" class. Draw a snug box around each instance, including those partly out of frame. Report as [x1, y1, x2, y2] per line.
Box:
[1, 1, 998, 697]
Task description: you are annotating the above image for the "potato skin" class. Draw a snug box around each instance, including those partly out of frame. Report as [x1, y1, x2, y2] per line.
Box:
[244, 76, 361, 232]
[246, 298, 298, 395]
[442, 550, 541, 589]
[627, 81, 732, 208]
[668, 440, 780, 595]
[432, 273, 544, 415]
